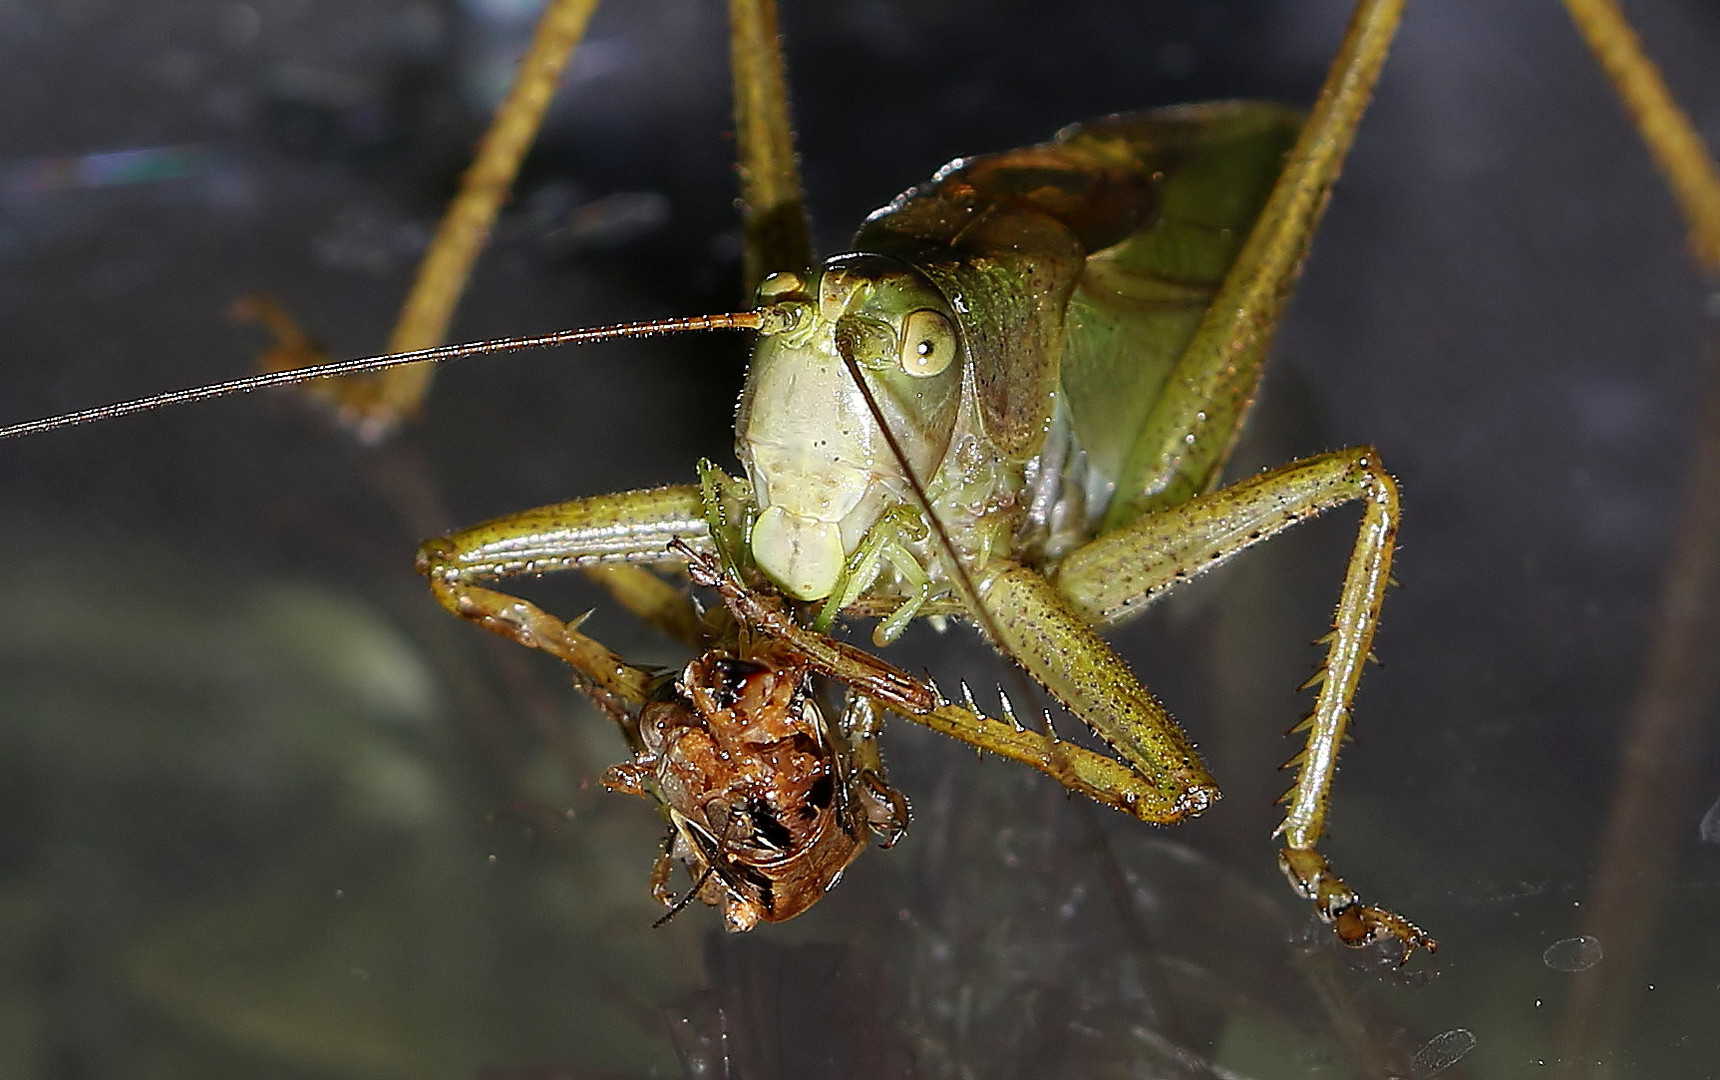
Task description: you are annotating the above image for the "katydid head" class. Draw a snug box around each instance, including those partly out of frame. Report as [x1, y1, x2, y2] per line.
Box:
[737, 255, 965, 602]
[0, 261, 978, 612]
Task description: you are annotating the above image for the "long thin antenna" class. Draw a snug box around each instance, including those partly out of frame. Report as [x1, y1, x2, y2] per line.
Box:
[0, 311, 761, 441]
[835, 343, 1008, 651]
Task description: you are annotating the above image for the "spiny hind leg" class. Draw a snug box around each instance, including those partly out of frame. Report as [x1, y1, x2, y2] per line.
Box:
[239, 0, 602, 437]
[243, 0, 820, 435]
[1103, 0, 1406, 526]
[1560, 0, 1720, 272]
[1056, 446, 1435, 961]
[727, 0, 814, 287]
[372, 0, 603, 426]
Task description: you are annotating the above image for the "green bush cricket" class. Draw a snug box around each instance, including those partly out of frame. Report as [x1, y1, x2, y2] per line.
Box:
[4, 0, 1718, 979]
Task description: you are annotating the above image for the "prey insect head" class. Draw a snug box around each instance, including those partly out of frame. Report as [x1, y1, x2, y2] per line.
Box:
[738, 254, 966, 602]
[604, 643, 906, 932]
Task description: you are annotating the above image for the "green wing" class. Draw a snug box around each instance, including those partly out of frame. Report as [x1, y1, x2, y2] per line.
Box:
[853, 102, 1301, 480]
[1054, 105, 1301, 485]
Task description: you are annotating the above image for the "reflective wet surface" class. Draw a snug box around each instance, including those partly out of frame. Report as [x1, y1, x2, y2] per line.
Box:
[2, 1, 1719, 1076]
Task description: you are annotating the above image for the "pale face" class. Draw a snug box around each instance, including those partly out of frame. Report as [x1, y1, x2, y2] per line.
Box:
[735, 257, 963, 601]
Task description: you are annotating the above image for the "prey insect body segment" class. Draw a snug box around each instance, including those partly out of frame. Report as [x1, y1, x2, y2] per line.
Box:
[602, 636, 910, 932]
[504, 531, 925, 930]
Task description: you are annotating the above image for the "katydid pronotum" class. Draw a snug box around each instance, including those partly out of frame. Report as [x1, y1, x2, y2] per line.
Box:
[4, 0, 1718, 977]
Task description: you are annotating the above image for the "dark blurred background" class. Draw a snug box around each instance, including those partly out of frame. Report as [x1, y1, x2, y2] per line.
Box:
[1, 1, 1718, 1076]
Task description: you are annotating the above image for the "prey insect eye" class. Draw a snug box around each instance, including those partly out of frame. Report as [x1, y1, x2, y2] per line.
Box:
[897, 309, 956, 376]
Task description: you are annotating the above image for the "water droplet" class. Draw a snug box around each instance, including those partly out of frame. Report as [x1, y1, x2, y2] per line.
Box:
[1412, 1028, 1476, 1077]
[1542, 934, 1603, 972]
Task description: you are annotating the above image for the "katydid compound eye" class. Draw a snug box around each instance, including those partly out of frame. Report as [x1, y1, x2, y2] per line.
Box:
[897, 309, 956, 376]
